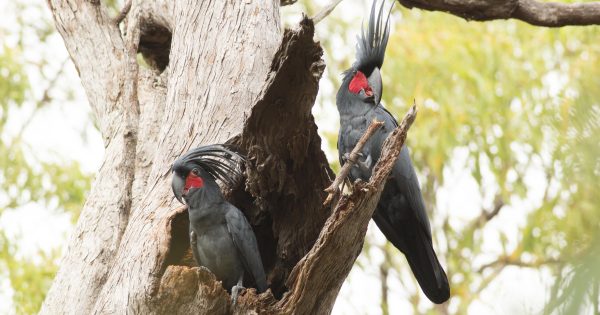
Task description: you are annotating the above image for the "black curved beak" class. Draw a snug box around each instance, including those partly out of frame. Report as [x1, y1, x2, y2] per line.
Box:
[172, 174, 185, 204]
[368, 67, 382, 105]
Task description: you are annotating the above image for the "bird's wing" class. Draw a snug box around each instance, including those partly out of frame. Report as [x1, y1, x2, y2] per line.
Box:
[189, 228, 202, 266]
[373, 106, 449, 302]
[377, 104, 399, 128]
[337, 133, 345, 167]
[393, 147, 432, 236]
[225, 204, 267, 292]
[376, 105, 432, 236]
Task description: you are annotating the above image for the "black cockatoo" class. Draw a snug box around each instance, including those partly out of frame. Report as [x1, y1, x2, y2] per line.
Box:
[171, 144, 267, 303]
[335, 1, 450, 304]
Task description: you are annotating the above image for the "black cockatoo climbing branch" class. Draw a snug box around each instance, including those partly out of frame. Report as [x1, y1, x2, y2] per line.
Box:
[335, 0, 449, 303]
[323, 120, 384, 206]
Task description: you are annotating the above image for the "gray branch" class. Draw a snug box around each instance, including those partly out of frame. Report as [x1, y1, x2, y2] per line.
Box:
[398, 0, 600, 27]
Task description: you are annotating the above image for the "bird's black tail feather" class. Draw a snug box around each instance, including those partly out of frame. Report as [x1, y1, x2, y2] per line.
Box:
[373, 212, 450, 304]
[403, 226, 450, 304]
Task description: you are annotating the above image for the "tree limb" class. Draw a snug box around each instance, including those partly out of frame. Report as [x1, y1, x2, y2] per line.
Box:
[397, 0, 600, 27]
[311, 0, 345, 25]
[477, 255, 562, 273]
[513, 0, 600, 27]
[113, 0, 132, 26]
[468, 194, 504, 231]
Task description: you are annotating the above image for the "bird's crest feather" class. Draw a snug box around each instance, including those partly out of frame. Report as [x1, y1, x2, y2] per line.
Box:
[354, 0, 394, 73]
[172, 144, 244, 187]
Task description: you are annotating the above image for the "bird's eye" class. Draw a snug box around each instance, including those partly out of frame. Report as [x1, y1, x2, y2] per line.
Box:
[192, 168, 199, 176]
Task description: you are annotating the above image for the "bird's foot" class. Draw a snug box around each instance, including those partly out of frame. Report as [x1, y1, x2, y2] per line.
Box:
[190, 231, 197, 247]
[342, 152, 363, 163]
[343, 152, 372, 172]
[231, 285, 246, 307]
[342, 152, 350, 163]
[356, 154, 373, 172]
[350, 155, 372, 173]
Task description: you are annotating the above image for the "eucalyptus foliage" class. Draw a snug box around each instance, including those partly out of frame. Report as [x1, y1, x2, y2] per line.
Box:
[0, 3, 91, 313]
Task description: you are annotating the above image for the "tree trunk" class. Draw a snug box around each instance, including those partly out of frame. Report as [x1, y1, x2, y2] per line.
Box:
[41, 1, 414, 314]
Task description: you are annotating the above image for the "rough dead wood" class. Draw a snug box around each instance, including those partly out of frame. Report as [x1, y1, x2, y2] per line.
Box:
[236, 16, 331, 298]
[230, 105, 418, 314]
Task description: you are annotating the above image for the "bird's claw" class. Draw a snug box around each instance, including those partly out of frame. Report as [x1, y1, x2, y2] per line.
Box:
[342, 152, 350, 163]
[356, 155, 373, 172]
[342, 152, 364, 163]
[190, 231, 197, 246]
[231, 285, 245, 307]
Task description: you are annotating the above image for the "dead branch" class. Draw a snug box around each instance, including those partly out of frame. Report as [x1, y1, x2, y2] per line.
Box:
[323, 120, 384, 206]
[469, 194, 505, 231]
[477, 256, 562, 273]
[311, 0, 345, 25]
[397, 0, 600, 27]
[113, 0, 133, 26]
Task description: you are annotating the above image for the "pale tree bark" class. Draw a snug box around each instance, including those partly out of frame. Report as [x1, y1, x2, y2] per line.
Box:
[42, 0, 282, 313]
[41, 0, 416, 314]
[41, 0, 600, 314]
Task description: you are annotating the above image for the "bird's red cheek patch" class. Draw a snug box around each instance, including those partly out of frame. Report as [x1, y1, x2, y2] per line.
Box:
[349, 71, 370, 94]
[184, 173, 204, 194]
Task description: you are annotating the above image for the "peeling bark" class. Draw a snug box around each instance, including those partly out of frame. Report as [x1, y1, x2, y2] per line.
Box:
[237, 17, 331, 298]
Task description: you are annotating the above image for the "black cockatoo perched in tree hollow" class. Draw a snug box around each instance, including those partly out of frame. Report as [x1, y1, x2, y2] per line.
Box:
[335, 1, 450, 304]
[171, 145, 267, 303]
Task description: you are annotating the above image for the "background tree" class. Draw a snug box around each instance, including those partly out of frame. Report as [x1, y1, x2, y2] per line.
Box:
[0, 0, 598, 314]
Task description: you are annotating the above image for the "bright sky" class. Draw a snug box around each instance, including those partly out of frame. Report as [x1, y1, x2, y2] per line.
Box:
[0, 1, 558, 314]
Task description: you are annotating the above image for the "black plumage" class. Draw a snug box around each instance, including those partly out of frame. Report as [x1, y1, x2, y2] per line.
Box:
[171, 145, 267, 302]
[335, 0, 450, 304]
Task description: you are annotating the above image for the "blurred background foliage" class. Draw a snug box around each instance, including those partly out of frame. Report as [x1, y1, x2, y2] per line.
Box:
[0, 0, 598, 314]
[0, 1, 92, 314]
